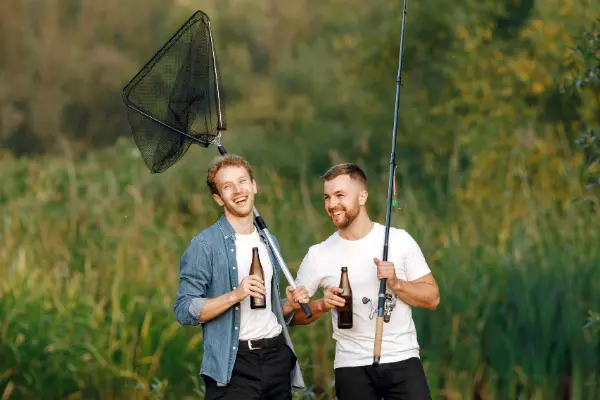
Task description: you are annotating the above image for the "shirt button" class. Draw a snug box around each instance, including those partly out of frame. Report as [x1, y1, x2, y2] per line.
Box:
[233, 346, 236, 350]
[233, 267, 236, 270]
[235, 307, 239, 310]
[231, 249, 234, 252]
[235, 327, 238, 330]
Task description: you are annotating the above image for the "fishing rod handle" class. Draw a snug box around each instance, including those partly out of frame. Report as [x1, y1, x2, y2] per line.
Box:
[373, 316, 384, 366]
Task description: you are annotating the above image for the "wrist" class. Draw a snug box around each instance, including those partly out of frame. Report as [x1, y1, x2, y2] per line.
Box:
[390, 277, 403, 293]
[282, 299, 292, 315]
[229, 290, 241, 304]
[317, 299, 327, 313]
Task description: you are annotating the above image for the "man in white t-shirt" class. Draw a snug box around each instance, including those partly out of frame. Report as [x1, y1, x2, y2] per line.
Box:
[173, 154, 309, 399]
[291, 163, 440, 399]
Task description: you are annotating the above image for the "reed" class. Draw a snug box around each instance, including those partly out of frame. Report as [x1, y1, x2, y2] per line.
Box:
[1, 139, 599, 399]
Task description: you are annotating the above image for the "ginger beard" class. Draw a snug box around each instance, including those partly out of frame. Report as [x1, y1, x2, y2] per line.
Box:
[329, 201, 360, 229]
[323, 174, 364, 230]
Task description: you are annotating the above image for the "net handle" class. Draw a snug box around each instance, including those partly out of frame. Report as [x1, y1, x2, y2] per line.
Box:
[207, 19, 225, 132]
[216, 143, 313, 319]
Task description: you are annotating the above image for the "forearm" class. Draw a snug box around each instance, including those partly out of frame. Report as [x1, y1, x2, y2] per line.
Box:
[289, 299, 328, 325]
[282, 299, 296, 317]
[389, 279, 440, 310]
[198, 291, 240, 322]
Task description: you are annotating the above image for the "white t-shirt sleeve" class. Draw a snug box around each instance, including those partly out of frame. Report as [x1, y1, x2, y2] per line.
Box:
[295, 246, 322, 297]
[400, 230, 431, 281]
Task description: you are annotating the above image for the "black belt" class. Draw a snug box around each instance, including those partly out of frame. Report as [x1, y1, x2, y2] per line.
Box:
[239, 333, 285, 351]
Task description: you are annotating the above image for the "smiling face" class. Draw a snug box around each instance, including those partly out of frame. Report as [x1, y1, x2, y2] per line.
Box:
[212, 165, 257, 218]
[323, 174, 367, 230]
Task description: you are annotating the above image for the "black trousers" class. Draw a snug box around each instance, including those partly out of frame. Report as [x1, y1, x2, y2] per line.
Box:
[334, 357, 431, 400]
[202, 333, 297, 400]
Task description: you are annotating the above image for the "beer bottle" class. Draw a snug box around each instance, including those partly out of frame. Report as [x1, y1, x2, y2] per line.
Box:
[337, 267, 353, 329]
[249, 247, 266, 309]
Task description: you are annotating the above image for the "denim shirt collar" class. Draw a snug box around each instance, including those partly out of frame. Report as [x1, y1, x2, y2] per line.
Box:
[216, 214, 269, 248]
[216, 214, 236, 240]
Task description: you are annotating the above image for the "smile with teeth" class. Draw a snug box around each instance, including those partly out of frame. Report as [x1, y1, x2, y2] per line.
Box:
[234, 196, 248, 205]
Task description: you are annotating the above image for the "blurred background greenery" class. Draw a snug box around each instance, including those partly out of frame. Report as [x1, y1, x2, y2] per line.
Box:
[1, 0, 599, 399]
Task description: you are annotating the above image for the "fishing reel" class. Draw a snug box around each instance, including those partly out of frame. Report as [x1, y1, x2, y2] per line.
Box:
[363, 292, 397, 322]
[363, 297, 377, 320]
[383, 292, 397, 323]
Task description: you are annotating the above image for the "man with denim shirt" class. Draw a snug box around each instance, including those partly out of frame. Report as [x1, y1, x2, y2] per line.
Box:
[173, 154, 308, 400]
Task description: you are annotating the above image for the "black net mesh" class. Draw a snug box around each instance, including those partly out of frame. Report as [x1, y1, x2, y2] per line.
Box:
[122, 11, 226, 173]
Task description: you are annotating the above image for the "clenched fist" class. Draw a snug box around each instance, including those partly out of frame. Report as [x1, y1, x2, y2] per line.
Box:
[285, 286, 310, 310]
[233, 275, 266, 302]
[374, 257, 398, 287]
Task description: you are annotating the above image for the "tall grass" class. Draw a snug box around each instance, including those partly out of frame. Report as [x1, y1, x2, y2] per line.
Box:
[1, 138, 599, 399]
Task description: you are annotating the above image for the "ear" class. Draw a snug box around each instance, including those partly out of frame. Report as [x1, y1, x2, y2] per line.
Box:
[252, 179, 258, 194]
[359, 190, 368, 206]
[212, 193, 225, 207]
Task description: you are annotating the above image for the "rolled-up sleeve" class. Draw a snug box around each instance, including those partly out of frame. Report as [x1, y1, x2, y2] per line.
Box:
[173, 236, 212, 326]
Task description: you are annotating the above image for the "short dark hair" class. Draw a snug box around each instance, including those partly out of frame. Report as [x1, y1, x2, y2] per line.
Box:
[321, 163, 367, 188]
[206, 154, 254, 195]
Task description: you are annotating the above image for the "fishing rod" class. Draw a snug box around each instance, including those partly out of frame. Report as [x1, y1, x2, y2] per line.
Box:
[373, 0, 408, 367]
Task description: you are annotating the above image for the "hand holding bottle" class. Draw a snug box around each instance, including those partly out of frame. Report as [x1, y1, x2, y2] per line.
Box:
[322, 287, 346, 310]
[233, 275, 266, 302]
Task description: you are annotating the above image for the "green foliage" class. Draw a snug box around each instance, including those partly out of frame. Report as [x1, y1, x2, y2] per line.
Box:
[2, 0, 600, 399]
[563, 18, 600, 200]
[1, 139, 599, 399]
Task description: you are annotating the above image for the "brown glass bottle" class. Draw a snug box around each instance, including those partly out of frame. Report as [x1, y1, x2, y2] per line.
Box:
[249, 247, 266, 309]
[337, 267, 353, 329]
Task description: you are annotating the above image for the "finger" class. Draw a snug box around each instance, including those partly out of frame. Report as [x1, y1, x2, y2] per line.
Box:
[249, 287, 266, 298]
[249, 280, 266, 290]
[294, 294, 309, 302]
[326, 295, 346, 306]
[248, 283, 266, 296]
[330, 295, 346, 303]
[247, 274, 265, 284]
[373, 257, 380, 265]
[327, 299, 346, 308]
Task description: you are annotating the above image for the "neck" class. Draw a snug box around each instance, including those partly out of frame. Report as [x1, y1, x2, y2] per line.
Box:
[225, 211, 255, 235]
[338, 211, 374, 241]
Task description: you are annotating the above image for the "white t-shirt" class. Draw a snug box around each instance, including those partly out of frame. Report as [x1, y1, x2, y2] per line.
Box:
[235, 229, 282, 341]
[295, 222, 431, 369]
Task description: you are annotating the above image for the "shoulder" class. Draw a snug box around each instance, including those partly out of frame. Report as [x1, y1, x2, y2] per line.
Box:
[298, 231, 338, 268]
[375, 223, 422, 251]
[308, 231, 340, 256]
[186, 221, 224, 253]
[267, 233, 281, 250]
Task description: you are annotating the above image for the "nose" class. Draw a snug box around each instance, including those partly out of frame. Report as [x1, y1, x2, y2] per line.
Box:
[327, 198, 339, 210]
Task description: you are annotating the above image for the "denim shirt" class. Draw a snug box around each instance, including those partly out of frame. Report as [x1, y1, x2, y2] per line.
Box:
[173, 214, 305, 391]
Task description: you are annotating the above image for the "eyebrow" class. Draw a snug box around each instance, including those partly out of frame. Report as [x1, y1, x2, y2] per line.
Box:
[324, 190, 345, 197]
[220, 175, 249, 187]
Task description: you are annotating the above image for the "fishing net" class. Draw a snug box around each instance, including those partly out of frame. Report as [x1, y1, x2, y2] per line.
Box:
[122, 11, 226, 173]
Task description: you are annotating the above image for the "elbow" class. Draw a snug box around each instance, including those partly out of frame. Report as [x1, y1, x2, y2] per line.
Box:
[427, 291, 440, 310]
[174, 299, 199, 326]
[173, 302, 190, 325]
